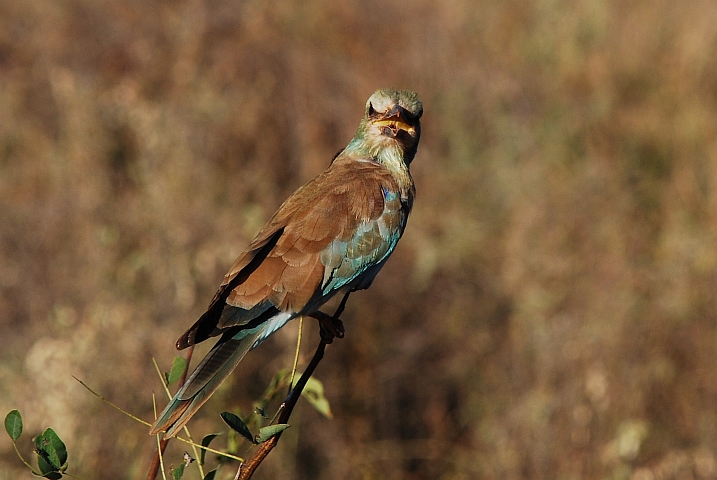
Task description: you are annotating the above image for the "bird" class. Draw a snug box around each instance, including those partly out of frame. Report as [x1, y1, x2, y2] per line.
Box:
[150, 89, 423, 438]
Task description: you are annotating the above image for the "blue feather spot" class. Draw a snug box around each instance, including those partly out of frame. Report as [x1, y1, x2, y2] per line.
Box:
[382, 187, 398, 201]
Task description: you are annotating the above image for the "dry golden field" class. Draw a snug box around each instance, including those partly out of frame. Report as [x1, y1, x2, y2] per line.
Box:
[2, 0, 717, 478]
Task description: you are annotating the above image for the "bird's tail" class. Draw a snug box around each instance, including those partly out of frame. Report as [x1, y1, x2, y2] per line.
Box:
[150, 328, 263, 438]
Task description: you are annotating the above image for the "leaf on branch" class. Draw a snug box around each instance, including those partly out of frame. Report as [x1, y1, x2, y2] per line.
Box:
[33, 428, 68, 477]
[32, 468, 62, 480]
[293, 376, 333, 418]
[170, 462, 185, 480]
[4, 409, 23, 441]
[33, 450, 52, 474]
[203, 469, 218, 480]
[256, 424, 290, 443]
[220, 412, 255, 444]
[200, 433, 221, 465]
[166, 356, 188, 386]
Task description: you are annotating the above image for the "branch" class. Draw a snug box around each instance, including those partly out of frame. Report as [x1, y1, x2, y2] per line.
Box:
[234, 338, 328, 480]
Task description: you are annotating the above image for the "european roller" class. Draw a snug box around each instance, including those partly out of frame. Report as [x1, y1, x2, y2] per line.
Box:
[150, 89, 423, 438]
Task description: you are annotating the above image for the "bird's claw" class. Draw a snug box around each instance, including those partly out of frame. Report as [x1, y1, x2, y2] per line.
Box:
[311, 311, 345, 343]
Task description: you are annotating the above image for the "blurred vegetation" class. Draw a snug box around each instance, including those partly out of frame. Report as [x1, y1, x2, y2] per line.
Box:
[1, 0, 717, 478]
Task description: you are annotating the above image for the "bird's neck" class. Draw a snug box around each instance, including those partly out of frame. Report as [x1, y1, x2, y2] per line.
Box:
[375, 142, 414, 195]
[345, 138, 414, 196]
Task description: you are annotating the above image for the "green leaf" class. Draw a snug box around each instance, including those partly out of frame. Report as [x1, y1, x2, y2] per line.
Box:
[171, 463, 185, 480]
[33, 446, 53, 475]
[4, 409, 23, 441]
[200, 433, 221, 465]
[166, 356, 188, 386]
[33, 471, 62, 480]
[220, 412, 255, 444]
[294, 376, 333, 418]
[256, 424, 290, 443]
[203, 469, 218, 480]
[34, 428, 68, 474]
[33, 444, 61, 479]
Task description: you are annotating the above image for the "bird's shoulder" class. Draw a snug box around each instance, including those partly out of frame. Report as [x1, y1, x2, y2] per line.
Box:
[267, 157, 407, 253]
[274, 156, 407, 225]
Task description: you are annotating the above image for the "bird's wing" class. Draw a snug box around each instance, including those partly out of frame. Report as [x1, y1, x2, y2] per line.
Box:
[176, 227, 285, 349]
[223, 159, 410, 313]
[177, 159, 410, 349]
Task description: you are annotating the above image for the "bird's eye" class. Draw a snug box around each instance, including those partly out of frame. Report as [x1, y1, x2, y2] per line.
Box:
[368, 103, 376, 116]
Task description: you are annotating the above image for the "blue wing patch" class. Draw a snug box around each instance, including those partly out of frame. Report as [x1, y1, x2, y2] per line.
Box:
[319, 186, 406, 294]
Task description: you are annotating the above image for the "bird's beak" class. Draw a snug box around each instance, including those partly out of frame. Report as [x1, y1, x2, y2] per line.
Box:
[373, 105, 416, 136]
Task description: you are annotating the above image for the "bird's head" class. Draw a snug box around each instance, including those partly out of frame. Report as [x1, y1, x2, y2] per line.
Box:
[348, 89, 423, 165]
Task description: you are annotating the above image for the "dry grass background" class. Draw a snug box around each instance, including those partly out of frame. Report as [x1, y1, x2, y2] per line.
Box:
[1, 0, 717, 478]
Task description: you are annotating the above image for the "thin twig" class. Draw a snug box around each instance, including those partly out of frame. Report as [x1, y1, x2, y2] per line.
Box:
[10, 441, 41, 475]
[73, 376, 151, 427]
[152, 395, 168, 480]
[151, 358, 174, 399]
[288, 316, 304, 391]
[173, 435, 244, 462]
[181, 426, 205, 478]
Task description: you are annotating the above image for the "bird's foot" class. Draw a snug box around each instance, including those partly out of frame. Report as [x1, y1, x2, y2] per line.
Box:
[310, 311, 345, 343]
